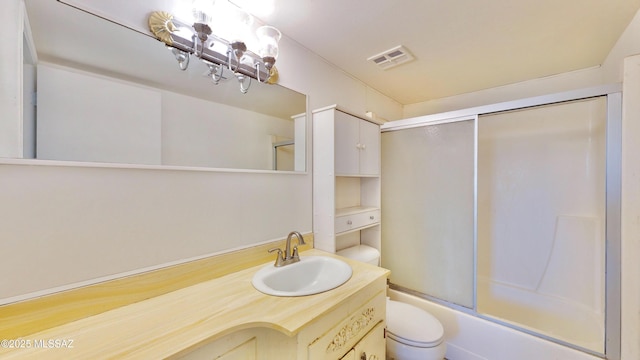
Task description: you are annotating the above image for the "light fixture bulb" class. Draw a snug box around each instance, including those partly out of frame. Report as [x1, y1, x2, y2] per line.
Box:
[256, 25, 281, 69]
[192, 0, 217, 25]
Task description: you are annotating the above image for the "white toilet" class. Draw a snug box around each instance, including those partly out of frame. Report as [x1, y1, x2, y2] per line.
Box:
[337, 245, 447, 360]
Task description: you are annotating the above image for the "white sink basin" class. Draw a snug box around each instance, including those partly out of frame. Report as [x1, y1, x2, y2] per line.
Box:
[252, 256, 352, 296]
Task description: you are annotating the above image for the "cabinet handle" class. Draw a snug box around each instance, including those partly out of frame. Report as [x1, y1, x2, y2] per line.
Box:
[360, 352, 377, 360]
[347, 220, 352, 225]
[356, 143, 363, 149]
[370, 215, 374, 220]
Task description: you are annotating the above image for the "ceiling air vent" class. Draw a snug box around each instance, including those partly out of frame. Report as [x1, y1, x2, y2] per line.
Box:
[367, 45, 414, 70]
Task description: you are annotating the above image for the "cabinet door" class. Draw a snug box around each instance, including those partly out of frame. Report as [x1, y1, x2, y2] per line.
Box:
[307, 294, 385, 359]
[340, 349, 356, 360]
[180, 335, 257, 360]
[354, 322, 385, 360]
[215, 338, 256, 360]
[335, 111, 361, 175]
[358, 120, 380, 175]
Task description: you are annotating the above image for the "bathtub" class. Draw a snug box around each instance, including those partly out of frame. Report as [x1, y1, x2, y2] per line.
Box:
[388, 288, 603, 360]
[476, 277, 604, 353]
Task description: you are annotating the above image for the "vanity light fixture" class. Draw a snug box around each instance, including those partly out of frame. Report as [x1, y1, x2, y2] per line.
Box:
[148, 0, 282, 94]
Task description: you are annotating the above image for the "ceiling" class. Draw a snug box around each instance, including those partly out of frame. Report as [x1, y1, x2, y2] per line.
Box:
[27, 0, 640, 106]
[258, 0, 640, 105]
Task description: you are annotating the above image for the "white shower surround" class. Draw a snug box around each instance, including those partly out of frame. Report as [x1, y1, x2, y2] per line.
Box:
[477, 277, 603, 352]
[388, 289, 602, 360]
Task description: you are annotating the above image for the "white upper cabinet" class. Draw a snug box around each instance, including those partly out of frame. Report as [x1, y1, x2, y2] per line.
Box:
[313, 105, 382, 255]
[334, 110, 380, 176]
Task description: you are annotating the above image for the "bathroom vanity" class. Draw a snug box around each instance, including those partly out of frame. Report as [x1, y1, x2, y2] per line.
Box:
[0, 249, 389, 359]
[182, 272, 386, 360]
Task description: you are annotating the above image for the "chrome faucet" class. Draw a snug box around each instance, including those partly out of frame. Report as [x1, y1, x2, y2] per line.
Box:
[268, 231, 306, 267]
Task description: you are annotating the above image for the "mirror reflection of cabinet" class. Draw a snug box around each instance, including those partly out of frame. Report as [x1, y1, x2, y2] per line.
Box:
[22, 30, 36, 159]
[313, 105, 382, 259]
[36, 63, 303, 171]
[37, 64, 162, 165]
[0, 1, 36, 159]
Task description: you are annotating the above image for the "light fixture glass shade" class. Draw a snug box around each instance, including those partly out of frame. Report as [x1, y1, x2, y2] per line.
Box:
[208, 1, 253, 44]
[192, 0, 217, 24]
[227, 6, 253, 44]
[256, 25, 281, 68]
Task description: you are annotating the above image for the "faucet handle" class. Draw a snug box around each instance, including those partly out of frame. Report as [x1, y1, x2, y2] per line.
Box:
[268, 247, 285, 267]
[292, 245, 300, 260]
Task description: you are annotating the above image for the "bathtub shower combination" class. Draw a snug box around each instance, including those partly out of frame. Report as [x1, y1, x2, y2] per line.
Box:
[381, 88, 621, 358]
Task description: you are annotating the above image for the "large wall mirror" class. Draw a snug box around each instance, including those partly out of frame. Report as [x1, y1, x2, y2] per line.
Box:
[17, 0, 307, 172]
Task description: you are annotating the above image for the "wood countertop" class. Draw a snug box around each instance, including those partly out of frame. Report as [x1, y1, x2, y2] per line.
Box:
[0, 249, 389, 359]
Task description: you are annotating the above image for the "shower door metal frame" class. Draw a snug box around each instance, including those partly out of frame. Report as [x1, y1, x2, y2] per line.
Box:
[381, 84, 622, 359]
[605, 92, 622, 360]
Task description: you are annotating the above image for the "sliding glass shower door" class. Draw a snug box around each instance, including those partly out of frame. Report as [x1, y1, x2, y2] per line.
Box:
[381, 119, 475, 308]
[381, 95, 613, 355]
[476, 97, 607, 353]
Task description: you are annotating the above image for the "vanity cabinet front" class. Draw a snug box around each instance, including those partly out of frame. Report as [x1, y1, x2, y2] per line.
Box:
[179, 276, 387, 360]
[331, 322, 385, 360]
[177, 328, 295, 360]
[352, 322, 386, 360]
[306, 289, 385, 359]
[340, 349, 356, 360]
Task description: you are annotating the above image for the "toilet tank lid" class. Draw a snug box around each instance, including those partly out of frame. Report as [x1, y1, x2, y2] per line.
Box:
[336, 245, 380, 264]
[386, 299, 444, 346]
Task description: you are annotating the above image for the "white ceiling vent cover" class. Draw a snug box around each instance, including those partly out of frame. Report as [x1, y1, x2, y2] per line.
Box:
[367, 45, 414, 70]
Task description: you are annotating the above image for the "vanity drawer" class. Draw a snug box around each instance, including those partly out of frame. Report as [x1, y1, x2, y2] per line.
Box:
[335, 209, 380, 233]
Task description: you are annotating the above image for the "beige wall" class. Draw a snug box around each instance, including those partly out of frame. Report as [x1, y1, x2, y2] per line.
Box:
[0, 164, 311, 301]
[276, 34, 403, 121]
